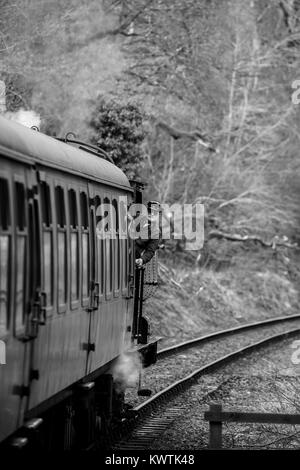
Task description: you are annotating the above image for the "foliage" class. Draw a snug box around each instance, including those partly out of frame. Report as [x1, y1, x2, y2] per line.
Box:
[89, 97, 147, 179]
[2, 0, 300, 258]
[0, 0, 126, 138]
[109, 0, 300, 256]
[0, 72, 33, 111]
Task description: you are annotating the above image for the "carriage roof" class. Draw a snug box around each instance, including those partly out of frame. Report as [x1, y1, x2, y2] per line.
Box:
[0, 115, 131, 191]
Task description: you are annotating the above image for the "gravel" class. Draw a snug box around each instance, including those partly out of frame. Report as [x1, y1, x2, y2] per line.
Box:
[148, 334, 300, 450]
[125, 319, 300, 408]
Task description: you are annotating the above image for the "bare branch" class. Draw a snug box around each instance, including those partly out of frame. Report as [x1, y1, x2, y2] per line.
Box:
[155, 120, 219, 152]
[208, 230, 298, 249]
[77, 0, 156, 48]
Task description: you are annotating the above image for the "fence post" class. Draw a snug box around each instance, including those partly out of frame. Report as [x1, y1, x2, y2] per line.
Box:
[208, 403, 222, 449]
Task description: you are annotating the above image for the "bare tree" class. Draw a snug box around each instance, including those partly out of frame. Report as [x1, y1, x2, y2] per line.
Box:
[120, 0, 300, 253]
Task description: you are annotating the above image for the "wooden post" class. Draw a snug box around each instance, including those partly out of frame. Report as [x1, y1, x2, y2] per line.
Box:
[208, 404, 222, 449]
[205, 404, 300, 449]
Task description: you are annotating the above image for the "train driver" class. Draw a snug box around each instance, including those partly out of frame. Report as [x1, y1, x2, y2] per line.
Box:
[134, 201, 160, 268]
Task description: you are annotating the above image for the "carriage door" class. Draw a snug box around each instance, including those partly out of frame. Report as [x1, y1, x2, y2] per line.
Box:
[18, 166, 42, 419]
[0, 162, 38, 442]
[85, 183, 99, 374]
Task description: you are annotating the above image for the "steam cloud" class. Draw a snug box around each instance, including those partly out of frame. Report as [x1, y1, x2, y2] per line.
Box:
[5, 108, 41, 129]
[112, 352, 142, 393]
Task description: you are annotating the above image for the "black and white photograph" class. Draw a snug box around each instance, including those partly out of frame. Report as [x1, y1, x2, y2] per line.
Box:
[1, 0, 300, 459]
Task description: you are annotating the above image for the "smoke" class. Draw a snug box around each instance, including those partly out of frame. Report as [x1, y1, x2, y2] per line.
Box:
[112, 352, 142, 393]
[5, 108, 41, 129]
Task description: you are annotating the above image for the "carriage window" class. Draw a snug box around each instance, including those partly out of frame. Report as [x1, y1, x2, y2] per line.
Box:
[95, 196, 104, 296]
[15, 182, 26, 230]
[80, 191, 89, 301]
[104, 197, 113, 295]
[40, 182, 53, 307]
[0, 236, 9, 333]
[80, 192, 88, 229]
[122, 241, 128, 290]
[113, 199, 120, 292]
[15, 181, 26, 330]
[119, 200, 128, 290]
[69, 189, 79, 302]
[15, 236, 25, 329]
[0, 178, 10, 230]
[55, 186, 67, 307]
[41, 182, 52, 226]
[0, 178, 10, 333]
[69, 189, 78, 228]
[55, 186, 66, 228]
[43, 231, 53, 306]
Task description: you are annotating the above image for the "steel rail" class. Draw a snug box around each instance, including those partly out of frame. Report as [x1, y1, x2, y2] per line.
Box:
[110, 326, 300, 448]
[135, 326, 300, 414]
[158, 313, 300, 359]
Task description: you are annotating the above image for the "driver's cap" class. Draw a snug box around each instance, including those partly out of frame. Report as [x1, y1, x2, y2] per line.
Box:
[147, 200, 161, 212]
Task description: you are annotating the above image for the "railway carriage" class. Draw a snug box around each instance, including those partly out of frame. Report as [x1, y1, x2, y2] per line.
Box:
[0, 115, 157, 449]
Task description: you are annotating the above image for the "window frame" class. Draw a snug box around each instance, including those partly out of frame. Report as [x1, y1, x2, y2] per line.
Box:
[13, 174, 28, 336]
[94, 195, 104, 303]
[103, 194, 113, 301]
[54, 183, 68, 313]
[39, 177, 54, 316]
[119, 193, 130, 297]
[0, 172, 12, 337]
[112, 197, 121, 298]
[79, 188, 90, 308]
[68, 186, 80, 310]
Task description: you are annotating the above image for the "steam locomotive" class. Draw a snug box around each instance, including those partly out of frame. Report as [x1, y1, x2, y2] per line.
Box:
[0, 115, 158, 449]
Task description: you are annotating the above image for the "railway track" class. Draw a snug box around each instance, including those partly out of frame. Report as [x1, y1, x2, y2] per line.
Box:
[109, 315, 300, 450]
[157, 313, 300, 359]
